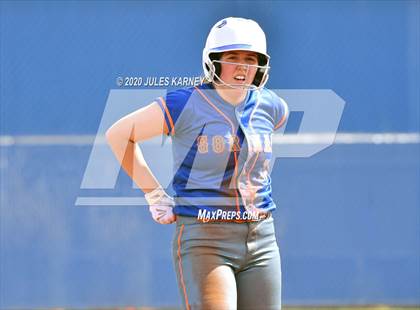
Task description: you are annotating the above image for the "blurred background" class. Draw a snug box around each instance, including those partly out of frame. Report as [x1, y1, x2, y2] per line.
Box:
[0, 1, 419, 309]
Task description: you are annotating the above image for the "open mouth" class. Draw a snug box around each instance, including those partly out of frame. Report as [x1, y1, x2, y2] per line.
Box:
[234, 75, 246, 82]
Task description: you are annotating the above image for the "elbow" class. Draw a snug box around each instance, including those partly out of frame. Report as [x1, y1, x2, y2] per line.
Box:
[105, 122, 133, 146]
[105, 125, 120, 145]
[105, 127, 114, 143]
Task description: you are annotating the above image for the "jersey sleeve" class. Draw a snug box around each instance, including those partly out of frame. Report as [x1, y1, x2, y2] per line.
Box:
[271, 92, 289, 130]
[156, 89, 193, 136]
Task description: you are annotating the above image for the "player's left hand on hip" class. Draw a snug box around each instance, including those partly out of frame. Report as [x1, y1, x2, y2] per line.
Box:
[145, 187, 176, 224]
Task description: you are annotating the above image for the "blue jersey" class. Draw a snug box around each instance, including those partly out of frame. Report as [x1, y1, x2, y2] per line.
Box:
[156, 83, 288, 218]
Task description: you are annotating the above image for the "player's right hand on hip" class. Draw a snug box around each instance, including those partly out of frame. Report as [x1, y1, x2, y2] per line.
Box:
[145, 187, 176, 224]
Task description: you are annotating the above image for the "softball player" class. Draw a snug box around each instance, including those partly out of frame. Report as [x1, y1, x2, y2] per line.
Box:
[106, 17, 288, 310]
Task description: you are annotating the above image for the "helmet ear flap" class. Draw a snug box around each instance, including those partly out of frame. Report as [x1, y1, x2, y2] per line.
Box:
[209, 52, 222, 76]
[253, 68, 264, 87]
[252, 68, 269, 88]
[252, 53, 269, 88]
[257, 54, 268, 66]
[214, 62, 221, 77]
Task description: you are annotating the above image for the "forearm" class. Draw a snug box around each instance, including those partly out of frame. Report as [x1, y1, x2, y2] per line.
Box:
[107, 135, 160, 193]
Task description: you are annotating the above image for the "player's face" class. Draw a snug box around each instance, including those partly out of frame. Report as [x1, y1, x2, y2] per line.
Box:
[218, 51, 259, 87]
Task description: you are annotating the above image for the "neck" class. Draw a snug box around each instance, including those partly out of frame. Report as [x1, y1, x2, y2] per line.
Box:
[213, 83, 248, 106]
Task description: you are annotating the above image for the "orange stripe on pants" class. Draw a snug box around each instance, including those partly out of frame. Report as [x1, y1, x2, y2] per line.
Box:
[177, 224, 190, 310]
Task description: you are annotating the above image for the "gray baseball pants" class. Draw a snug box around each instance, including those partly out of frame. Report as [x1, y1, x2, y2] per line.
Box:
[172, 215, 282, 310]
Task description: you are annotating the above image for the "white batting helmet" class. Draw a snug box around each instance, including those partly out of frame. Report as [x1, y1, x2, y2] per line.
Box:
[202, 17, 270, 89]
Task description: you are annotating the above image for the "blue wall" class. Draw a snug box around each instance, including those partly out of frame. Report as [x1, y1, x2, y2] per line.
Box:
[1, 1, 419, 134]
[1, 1, 419, 308]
